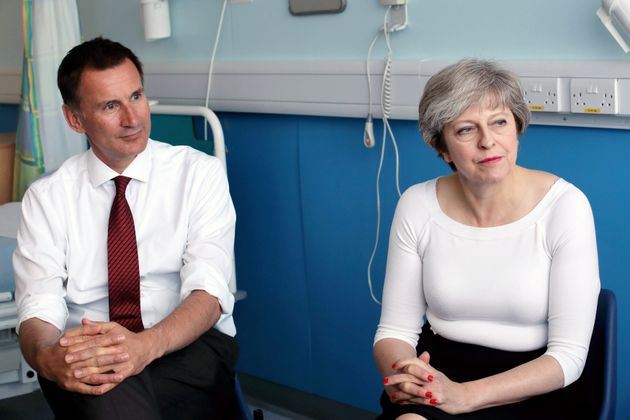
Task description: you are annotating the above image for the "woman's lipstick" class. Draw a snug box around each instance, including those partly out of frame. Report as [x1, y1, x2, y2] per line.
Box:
[478, 156, 502, 164]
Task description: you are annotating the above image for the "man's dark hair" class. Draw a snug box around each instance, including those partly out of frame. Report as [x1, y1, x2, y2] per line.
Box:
[57, 37, 143, 110]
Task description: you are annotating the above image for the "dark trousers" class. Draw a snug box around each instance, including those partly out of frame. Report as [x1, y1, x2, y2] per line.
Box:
[39, 328, 239, 420]
[378, 323, 586, 420]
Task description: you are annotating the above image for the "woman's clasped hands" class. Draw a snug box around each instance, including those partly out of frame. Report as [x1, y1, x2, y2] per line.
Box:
[384, 351, 474, 415]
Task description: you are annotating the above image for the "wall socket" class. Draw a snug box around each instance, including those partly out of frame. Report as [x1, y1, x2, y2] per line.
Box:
[570, 78, 619, 114]
[521, 77, 567, 113]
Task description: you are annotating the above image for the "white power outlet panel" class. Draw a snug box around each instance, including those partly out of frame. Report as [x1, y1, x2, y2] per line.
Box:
[570, 78, 619, 115]
[521, 77, 567, 113]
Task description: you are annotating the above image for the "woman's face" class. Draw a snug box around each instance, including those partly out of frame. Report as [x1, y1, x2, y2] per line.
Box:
[441, 100, 519, 186]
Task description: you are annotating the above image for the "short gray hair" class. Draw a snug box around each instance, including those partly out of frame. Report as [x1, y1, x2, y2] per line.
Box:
[418, 59, 530, 160]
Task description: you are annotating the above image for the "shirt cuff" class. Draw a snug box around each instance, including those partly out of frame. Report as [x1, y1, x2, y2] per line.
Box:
[17, 294, 68, 334]
[544, 345, 588, 387]
[179, 265, 234, 316]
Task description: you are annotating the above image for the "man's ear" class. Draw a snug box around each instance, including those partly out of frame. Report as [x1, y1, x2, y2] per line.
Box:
[62, 104, 86, 134]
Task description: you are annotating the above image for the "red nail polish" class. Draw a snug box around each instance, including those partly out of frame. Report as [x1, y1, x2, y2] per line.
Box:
[430, 398, 438, 405]
[425, 391, 432, 398]
[391, 362, 397, 369]
[383, 378, 389, 384]
[427, 375, 434, 382]
[392, 392, 397, 401]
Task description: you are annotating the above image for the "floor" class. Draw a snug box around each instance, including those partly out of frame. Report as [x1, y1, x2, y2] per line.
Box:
[248, 397, 314, 420]
[0, 372, 377, 419]
[0, 389, 315, 420]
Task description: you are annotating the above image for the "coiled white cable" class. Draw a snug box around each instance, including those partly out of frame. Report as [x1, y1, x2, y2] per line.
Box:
[203, 0, 229, 141]
[381, 7, 401, 197]
[366, 116, 387, 305]
[366, 6, 403, 305]
[381, 56, 393, 119]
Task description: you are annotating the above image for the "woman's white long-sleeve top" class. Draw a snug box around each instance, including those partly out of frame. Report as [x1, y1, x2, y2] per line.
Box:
[374, 178, 600, 386]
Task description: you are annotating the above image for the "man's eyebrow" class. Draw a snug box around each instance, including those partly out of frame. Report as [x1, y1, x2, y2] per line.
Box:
[131, 87, 145, 97]
[93, 98, 118, 109]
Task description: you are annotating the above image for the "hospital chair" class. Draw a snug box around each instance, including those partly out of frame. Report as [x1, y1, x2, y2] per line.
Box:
[574, 288, 617, 420]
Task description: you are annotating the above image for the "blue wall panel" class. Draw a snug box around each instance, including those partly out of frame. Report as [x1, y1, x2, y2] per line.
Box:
[297, 116, 446, 408]
[298, 116, 386, 407]
[0, 104, 17, 132]
[218, 114, 315, 389]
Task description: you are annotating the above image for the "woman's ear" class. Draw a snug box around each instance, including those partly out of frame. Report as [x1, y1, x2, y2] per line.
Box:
[62, 104, 87, 134]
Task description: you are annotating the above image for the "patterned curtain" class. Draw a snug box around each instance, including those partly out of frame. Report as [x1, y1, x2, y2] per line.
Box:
[13, 0, 84, 200]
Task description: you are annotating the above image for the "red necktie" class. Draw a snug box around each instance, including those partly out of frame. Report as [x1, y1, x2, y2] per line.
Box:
[107, 176, 144, 332]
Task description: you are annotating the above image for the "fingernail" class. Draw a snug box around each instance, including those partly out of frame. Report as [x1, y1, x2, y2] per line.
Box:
[430, 398, 438, 405]
[383, 378, 389, 384]
[391, 392, 397, 401]
[425, 391, 432, 398]
[59, 338, 68, 345]
[391, 363, 397, 369]
[65, 354, 74, 363]
[427, 375, 434, 382]
[74, 369, 84, 378]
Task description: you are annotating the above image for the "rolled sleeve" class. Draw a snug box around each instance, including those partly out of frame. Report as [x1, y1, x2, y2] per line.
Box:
[16, 293, 68, 334]
[14, 188, 69, 334]
[180, 158, 236, 317]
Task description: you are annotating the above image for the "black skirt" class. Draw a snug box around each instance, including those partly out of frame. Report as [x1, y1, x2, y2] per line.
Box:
[377, 323, 591, 420]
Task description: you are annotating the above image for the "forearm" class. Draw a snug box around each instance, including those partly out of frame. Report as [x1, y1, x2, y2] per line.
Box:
[465, 354, 564, 411]
[143, 290, 221, 360]
[18, 318, 63, 380]
[374, 338, 417, 377]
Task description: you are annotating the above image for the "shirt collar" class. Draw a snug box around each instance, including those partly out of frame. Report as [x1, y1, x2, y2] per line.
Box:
[88, 139, 153, 187]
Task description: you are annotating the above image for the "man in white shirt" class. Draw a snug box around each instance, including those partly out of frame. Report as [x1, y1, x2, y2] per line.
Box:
[13, 37, 239, 419]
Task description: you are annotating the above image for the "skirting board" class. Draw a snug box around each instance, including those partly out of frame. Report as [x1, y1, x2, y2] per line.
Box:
[3, 60, 630, 129]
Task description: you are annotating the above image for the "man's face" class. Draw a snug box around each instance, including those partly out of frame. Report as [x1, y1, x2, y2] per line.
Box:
[63, 58, 151, 173]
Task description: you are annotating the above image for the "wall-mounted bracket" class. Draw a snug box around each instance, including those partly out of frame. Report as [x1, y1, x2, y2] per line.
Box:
[380, 0, 408, 32]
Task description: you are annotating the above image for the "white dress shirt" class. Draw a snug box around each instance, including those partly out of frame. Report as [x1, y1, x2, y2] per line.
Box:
[14, 139, 236, 336]
[375, 178, 600, 386]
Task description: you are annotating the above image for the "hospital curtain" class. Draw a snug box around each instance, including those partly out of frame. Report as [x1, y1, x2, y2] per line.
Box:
[13, 0, 84, 200]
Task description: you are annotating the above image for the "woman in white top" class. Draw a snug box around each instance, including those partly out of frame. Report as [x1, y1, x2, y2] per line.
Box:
[374, 59, 600, 420]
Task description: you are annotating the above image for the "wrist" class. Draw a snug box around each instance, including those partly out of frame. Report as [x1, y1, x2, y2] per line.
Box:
[140, 328, 165, 362]
[460, 381, 480, 412]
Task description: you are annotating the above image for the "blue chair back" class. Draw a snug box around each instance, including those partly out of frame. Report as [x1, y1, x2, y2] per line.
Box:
[575, 288, 617, 420]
